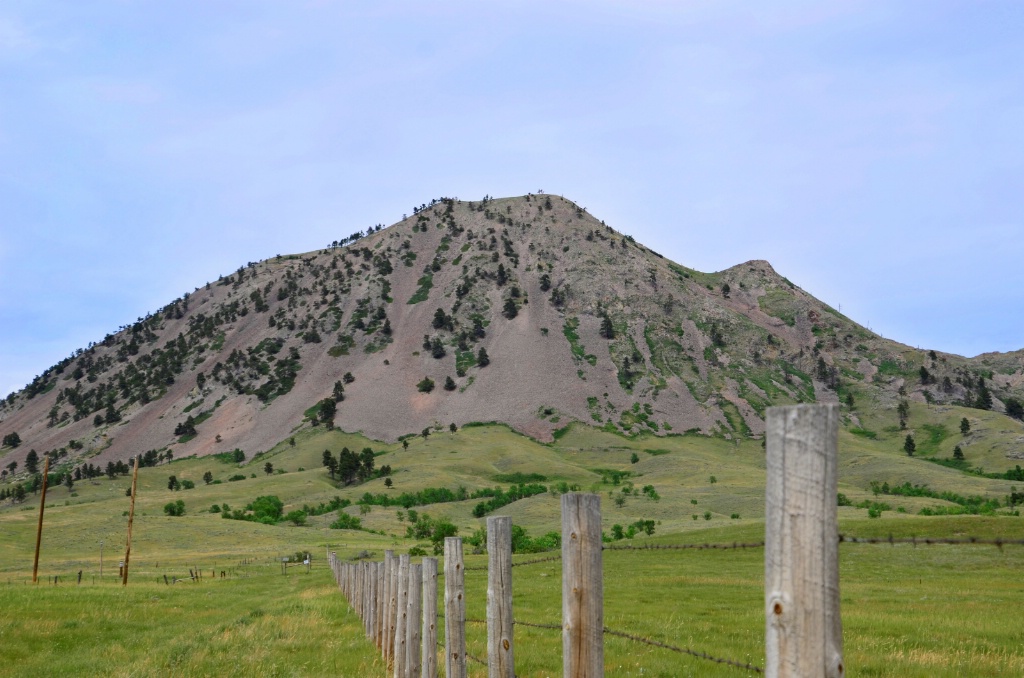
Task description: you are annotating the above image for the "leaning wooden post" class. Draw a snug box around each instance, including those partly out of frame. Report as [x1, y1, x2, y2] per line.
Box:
[562, 493, 604, 677]
[487, 516, 514, 678]
[122, 456, 140, 587]
[765, 404, 844, 678]
[422, 557, 439, 678]
[444, 537, 467, 678]
[393, 554, 410, 678]
[406, 562, 423, 677]
[32, 457, 51, 584]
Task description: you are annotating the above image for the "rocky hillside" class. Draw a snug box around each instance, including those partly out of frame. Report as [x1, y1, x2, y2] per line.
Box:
[2, 194, 1023, 472]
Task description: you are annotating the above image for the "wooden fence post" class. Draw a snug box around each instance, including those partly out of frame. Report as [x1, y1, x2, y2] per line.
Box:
[422, 557, 438, 678]
[393, 554, 410, 678]
[562, 493, 604, 677]
[32, 457, 50, 584]
[376, 559, 386, 651]
[765, 404, 844, 678]
[121, 456, 140, 586]
[406, 563, 423, 677]
[444, 537, 467, 678]
[383, 551, 395, 663]
[357, 561, 365, 621]
[389, 553, 399, 668]
[487, 516, 514, 678]
[368, 562, 378, 641]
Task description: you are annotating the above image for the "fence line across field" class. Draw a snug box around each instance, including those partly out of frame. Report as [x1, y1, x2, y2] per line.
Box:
[329, 404, 1021, 677]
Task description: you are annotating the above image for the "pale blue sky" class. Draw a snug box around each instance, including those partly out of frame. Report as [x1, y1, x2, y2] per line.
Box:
[2, 1, 1022, 397]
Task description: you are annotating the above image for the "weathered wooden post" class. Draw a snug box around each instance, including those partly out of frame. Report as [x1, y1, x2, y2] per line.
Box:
[383, 551, 395, 662]
[444, 537, 467, 678]
[765, 404, 844, 678]
[356, 561, 364, 620]
[486, 516, 514, 678]
[367, 562, 378, 641]
[562, 493, 604, 677]
[32, 457, 50, 584]
[376, 559, 386, 651]
[422, 557, 439, 678]
[121, 456, 140, 586]
[393, 554, 410, 678]
[388, 553, 399, 667]
[406, 562, 423, 677]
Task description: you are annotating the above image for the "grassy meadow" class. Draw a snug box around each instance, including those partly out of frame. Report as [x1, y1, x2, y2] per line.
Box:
[1, 414, 1023, 676]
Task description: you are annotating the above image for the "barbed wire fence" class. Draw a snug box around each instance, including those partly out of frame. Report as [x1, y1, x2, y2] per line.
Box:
[329, 405, 1023, 677]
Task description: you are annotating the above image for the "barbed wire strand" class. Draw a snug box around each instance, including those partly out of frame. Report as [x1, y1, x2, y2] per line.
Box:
[603, 626, 763, 674]
[436, 640, 487, 668]
[465, 649, 488, 667]
[513, 554, 563, 568]
[463, 554, 564, 571]
[839, 534, 1024, 548]
[603, 542, 765, 552]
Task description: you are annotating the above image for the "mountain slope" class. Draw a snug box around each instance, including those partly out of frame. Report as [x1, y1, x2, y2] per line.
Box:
[2, 194, 1023, 474]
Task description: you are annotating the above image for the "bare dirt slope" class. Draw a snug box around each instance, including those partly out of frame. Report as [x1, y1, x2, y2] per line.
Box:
[2, 194, 1022, 472]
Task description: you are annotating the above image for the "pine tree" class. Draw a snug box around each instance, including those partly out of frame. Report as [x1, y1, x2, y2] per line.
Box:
[25, 449, 39, 475]
[477, 347, 490, 367]
[975, 379, 993, 410]
[444, 376, 457, 391]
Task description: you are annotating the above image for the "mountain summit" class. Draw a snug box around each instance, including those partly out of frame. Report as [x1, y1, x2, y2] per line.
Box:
[2, 194, 1022, 469]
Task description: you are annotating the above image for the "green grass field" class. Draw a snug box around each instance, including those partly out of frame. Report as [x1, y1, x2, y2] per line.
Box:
[1, 417, 1023, 676]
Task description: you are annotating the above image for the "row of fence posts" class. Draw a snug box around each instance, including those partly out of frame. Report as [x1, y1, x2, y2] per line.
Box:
[329, 492, 609, 678]
[330, 404, 844, 677]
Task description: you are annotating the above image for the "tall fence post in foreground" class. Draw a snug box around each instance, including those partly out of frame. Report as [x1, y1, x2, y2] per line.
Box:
[406, 562, 423, 677]
[487, 516, 514, 678]
[765, 404, 844, 678]
[393, 554, 410, 678]
[444, 537, 467, 678]
[422, 557, 439, 678]
[562, 492, 604, 677]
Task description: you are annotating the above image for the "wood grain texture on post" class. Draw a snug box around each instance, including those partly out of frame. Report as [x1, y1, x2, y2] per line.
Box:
[561, 493, 604, 677]
[406, 563, 423, 678]
[421, 557, 439, 678]
[393, 554, 410, 678]
[388, 553, 399, 667]
[444, 537, 467, 678]
[486, 516, 514, 678]
[376, 559, 386, 650]
[383, 551, 395, 663]
[368, 562, 378, 641]
[765, 404, 844, 678]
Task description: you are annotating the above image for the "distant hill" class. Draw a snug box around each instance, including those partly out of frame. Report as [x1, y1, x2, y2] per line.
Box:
[2, 194, 1023, 473]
